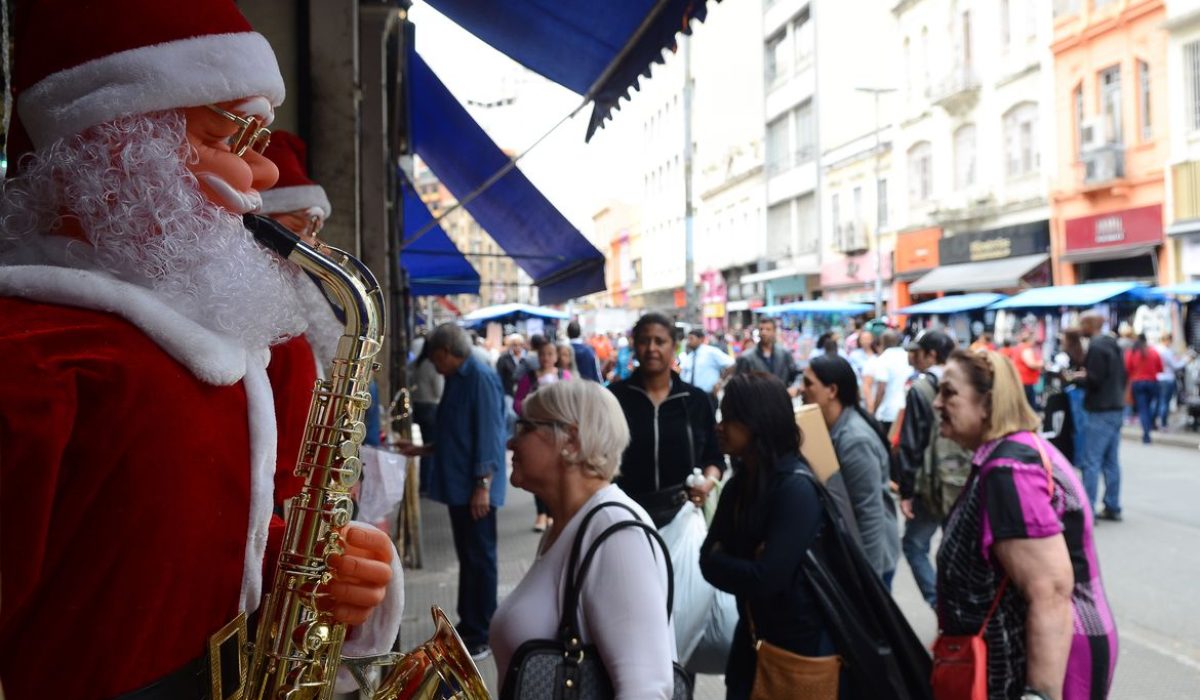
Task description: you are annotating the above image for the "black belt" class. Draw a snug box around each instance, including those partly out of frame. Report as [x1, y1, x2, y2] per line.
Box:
[113, 612, 247, 700]
[630, 484, 688, 528]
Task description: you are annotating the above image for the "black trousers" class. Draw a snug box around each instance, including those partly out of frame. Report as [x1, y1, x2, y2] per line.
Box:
[447, 504, 498, 646]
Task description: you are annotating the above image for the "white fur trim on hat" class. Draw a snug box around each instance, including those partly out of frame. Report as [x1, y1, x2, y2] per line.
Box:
[260, 184, 333, 218]
[18, 32, 285, 150]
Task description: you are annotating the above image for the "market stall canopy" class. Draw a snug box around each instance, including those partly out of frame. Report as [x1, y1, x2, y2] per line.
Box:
[756, 300, 874, 316]
[410, 51, 606, 305]
[399, 175, 480, 297]
[424, 0, 721, 140]
[895, 293, 1007, 315]
[908, 253, 1048, 294]
[1154, 282, 1200, 297]
[461, 303, 571, 327]
[989, 281, 1157, 309]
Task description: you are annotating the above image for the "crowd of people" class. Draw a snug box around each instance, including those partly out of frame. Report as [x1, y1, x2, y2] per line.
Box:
[402, 308, 1140, 700]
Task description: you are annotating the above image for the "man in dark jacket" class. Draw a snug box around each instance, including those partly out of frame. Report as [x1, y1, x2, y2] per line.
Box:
[567, 320, 602, 382]
[1071, 312, 1127, 521]
[609, 313, 725, 526]
[735, 317, 800, 396]
[895, 330, 969, 608]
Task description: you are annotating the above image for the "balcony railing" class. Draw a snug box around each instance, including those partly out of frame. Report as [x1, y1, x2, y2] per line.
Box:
[930, 65, 981, 114]
[766, 146, 817, 176]
[1082, 144, 1126, 186]
[834, 222, 870, 255]
[1173, 160, 1200, 222]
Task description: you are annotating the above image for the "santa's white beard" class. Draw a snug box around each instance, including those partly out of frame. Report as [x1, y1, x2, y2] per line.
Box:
[0, 111, 307, 349]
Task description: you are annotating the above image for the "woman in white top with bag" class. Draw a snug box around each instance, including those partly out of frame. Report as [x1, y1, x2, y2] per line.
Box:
[490, 380, 676, 699]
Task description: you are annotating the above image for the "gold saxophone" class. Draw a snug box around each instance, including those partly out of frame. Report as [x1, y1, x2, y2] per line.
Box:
[242, 215, 489, 700]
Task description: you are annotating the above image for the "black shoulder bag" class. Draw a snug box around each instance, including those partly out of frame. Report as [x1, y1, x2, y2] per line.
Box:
[500, 501, 693, 700]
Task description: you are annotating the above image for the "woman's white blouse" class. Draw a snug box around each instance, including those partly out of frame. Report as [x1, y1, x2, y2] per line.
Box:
[490, 484, 675, 700]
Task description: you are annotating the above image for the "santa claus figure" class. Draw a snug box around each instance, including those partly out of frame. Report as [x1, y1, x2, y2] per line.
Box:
[0, 2, 399, 698]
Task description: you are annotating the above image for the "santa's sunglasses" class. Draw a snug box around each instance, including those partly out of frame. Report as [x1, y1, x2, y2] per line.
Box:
[205, 105, 272, 157]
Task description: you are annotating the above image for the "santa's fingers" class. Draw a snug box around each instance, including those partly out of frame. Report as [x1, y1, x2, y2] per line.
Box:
[331, 603, 373, 626]
[327, 553, 392, 585]
[325, 579, 387, 608]
[339, 524, 395, 563]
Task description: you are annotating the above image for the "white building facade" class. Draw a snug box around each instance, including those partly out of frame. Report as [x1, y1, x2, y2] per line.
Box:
[1166, 0, 1200, 286]
[890, 0, 1056, 306]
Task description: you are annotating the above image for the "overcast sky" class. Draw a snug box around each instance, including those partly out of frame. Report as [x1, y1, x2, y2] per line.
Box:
[408, 2, 644, 240]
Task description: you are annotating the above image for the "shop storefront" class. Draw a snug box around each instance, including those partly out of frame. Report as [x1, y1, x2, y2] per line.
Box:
[1061, 205, 1165, 284]
[893, 227, 942, 310]
[819, 249, 893, 308]
[699, 269, 728, 333]
[908, 220, 1051, 296]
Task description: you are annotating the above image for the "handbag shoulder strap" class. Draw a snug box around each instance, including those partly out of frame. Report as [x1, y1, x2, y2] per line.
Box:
[560, 507, 673, 645]
[978, 433, 1055, 636]
[564, 501, 642, 594]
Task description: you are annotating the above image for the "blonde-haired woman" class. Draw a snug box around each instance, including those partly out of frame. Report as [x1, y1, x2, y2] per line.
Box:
[491, 380, 675, 699]
[934, 350, 1116, 700]
[557, 339, 579, 376]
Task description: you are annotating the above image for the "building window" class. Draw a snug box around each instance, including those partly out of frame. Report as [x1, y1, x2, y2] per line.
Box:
[903, 38, 912, 99]
[1074, 83, 1084, 158]
[794, 9, 814, 66]
[908, 141, 933, 204]
[877, 179, 889, 230]
[796, 100, 816, 163]
[1099, 64, 1122, 144]
[959, 10, 973, 71]
[767, 201, 792, 257]
[830, 193, 841, 247]
[1003, 102, 1039, 178]
[954, 124, 977, 189]
[1138, 59, 1151, 141]
[852, 186, 863, 225]
[766, 115, 789, 174]
[1188, 41, 1200, 131]
[765, 29, 791, 86]
[920, 27, 930, 95]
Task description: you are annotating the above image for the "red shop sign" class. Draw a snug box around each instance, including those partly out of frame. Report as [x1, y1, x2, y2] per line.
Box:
[1063, 205, 1163, 252]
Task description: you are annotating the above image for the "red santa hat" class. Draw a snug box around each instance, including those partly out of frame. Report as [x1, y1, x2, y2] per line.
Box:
[260, 131, 332, 219]
[13, 0, 286, 152]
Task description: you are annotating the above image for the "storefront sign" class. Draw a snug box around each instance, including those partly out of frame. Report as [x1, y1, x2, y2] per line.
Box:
[895, 227, 941, 274]
[939, 220, 1049, 265]
[820, 249, 894, 289]
[1064, 205, 1163, 252]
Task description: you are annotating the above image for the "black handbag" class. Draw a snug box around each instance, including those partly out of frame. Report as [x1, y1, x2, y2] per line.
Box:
[500, 501, 693, 700]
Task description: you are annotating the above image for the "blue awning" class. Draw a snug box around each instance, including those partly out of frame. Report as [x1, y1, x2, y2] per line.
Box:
[461, 303, 570, 327]
[398, 175, 480, 297]
[424, 0, 720, 140]
[1154, 282, 1200, 297]
[757, 301, 874, 316]
[410, 51, 606, 305]
[989, 282, 1149, 309]
[896, 293, 1007, 316]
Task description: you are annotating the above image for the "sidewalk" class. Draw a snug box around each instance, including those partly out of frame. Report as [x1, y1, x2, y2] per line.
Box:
[1119, 424, 1200, 450]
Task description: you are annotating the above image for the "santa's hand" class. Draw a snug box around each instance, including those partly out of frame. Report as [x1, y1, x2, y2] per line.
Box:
[326, 525, 394, 625]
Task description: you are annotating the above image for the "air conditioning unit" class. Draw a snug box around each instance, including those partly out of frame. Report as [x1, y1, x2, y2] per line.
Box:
[1080, 116, 1107, 152]
[1083, 146, 1125, 184]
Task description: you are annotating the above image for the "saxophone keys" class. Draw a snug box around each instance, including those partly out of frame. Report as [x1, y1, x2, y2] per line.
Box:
[293, 620, 332, 653]
[338, 456, 362, 488]
[346, 420, 366, 444]
[339, 440, 358, 458]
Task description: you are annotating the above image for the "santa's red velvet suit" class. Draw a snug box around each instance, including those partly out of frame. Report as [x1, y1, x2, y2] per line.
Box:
[0, 268, 284, 698]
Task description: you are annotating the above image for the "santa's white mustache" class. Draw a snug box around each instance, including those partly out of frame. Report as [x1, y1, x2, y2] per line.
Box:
[197, 172, 263, 214]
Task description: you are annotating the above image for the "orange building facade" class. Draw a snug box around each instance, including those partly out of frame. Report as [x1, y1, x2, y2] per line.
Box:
[1050, 0, 1172, 286]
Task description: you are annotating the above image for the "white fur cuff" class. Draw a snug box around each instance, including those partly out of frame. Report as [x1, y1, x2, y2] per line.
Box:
[260, 184, 333, 218]
[19, 32, 285, 149]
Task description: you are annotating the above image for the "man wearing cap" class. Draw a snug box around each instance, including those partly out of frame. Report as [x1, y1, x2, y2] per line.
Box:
[896, 330, 971, 608]
[0, 3, 397, 698]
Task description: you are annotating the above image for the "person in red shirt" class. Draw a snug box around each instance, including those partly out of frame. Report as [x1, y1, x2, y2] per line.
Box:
[1015, 330, 1045, 409]
[1126, 334, 1164, 444]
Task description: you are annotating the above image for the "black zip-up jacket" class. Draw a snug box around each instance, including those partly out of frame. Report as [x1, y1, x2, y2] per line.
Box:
[1080, 333, 1127, 412]
[608, 370, 723, 498]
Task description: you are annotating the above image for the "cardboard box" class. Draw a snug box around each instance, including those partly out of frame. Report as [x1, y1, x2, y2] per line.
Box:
[795, 404, 841, 483]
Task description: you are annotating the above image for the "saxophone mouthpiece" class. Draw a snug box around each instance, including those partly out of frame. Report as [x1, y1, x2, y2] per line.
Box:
[243, 213, 301, 260]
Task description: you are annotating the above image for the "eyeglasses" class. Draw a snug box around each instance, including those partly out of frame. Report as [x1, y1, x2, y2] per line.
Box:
[205, 104, 272, 157]
[514, 418, 569, 436]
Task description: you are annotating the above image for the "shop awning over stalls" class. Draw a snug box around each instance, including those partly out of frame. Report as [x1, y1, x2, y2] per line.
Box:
[424, 0, 723, 140]
[398, 176, 480, 297]
[988, 282, 1162, 310]
[460, 303, 571, 328]
[409, 52, 606, 305]
[1153, 282, 1200, 297]
[895, 293, 1008, 316]
[908, 254, 1049, 294]
[757, 301, 875, 316]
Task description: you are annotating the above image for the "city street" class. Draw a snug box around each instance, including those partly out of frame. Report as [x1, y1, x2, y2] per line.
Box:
[398, 437, 1200, 699]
